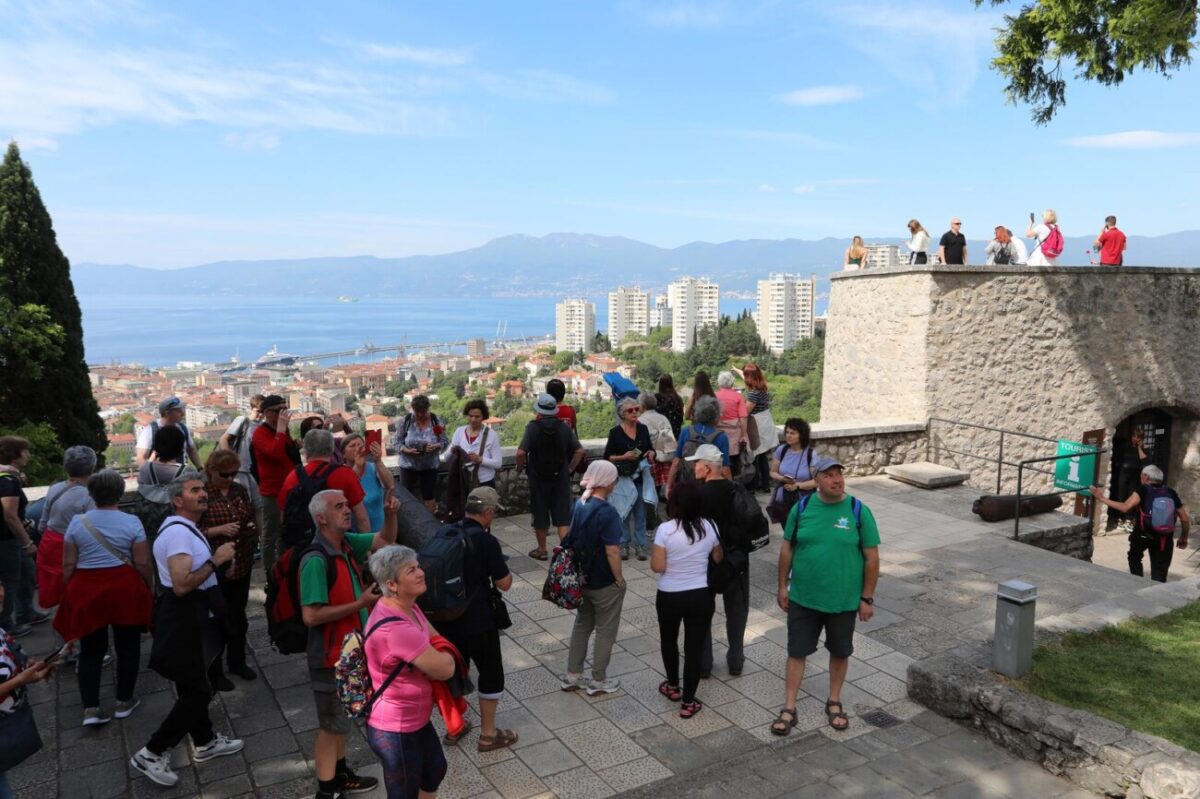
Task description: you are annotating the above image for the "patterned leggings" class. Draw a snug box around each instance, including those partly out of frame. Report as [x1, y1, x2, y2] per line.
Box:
[366, 722, 447, 799]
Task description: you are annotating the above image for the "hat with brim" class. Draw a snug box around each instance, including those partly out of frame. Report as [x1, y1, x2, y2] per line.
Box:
[465, 486, 506, 514]
[260, 395, 287, 412]
[813, 456, 845, 474]
[684, 443, 724, 464]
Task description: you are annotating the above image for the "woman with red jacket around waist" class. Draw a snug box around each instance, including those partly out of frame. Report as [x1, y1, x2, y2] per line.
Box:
[364, 544, 457, 799]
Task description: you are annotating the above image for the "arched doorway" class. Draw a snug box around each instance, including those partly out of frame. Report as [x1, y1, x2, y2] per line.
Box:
[1106, 407, 1189, 531]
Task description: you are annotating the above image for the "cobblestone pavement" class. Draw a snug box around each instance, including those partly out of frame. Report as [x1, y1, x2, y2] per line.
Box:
[9, 477, 1131, 798]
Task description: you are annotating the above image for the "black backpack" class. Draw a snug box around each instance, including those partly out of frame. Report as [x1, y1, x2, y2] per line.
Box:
[416, 521, 476, 622]
[281, 463, 337, 549]
[677, 427, 720, 481]
[528, 419, 565, 480]
[400, 412, 440, 445]
[730, 482, 771, 552]
[228, 417, 260, 483]
[993, 243, 1012, 265]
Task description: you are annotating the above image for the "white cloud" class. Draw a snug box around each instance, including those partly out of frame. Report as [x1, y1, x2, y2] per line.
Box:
[352, 42, 471, 67]
[11, 135, 58, 151]
[223, 132, 280, 151]
[758, 183, 778, 192]
[624, 1, 735, 28]
[777, 85, 863, 106]
[1064, 130, 1200, 149]
[792, 184, 816, 194]
[472, 69, 615, 105]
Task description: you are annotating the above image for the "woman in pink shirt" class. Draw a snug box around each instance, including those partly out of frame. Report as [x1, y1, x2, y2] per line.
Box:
[715, 371, 750, 478]
[365, 545, 456, 799]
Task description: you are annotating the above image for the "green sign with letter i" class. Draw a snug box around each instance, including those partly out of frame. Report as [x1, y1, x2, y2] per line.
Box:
[1054, 439, 1098, 494]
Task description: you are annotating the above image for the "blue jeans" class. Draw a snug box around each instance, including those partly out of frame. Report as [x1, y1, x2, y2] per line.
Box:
[619, 493, 647, 549]
[0, 538, 35, 629]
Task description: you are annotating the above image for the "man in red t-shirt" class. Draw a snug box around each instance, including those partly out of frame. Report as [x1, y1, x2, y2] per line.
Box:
[252, 395, 299, 573]
[1094, 215, 1127, 266]
[280, 429, 371, 534]
[547, 378, 577, 430]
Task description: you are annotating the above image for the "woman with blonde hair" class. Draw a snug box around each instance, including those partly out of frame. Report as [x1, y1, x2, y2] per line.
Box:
[905, 220, 930, 264]
[1027, 209, 1062, 266]
[844, 236, 868, 269]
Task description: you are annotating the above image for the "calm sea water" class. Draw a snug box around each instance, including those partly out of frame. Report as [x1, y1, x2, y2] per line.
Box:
[79, 293, 753, 367]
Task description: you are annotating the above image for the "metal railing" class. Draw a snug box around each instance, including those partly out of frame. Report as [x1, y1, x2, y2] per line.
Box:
[927, 417, 1106, 539]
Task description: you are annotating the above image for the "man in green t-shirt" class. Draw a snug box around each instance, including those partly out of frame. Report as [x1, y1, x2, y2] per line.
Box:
[773, 457, 880, 736]
[299, 488, 397, 799]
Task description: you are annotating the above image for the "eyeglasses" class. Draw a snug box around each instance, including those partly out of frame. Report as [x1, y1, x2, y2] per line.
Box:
[217, 471, 238, 479]
[625, 408, 640, 415]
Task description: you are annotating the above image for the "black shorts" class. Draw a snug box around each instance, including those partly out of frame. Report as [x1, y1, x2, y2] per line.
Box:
[529, 476, 572, 529]
[444, 628, 504, 698]
[400, 468, 438, 501]
[787, 601, 856, 659]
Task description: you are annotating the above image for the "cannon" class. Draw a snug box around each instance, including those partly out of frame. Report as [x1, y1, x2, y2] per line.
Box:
[972, 493, 1063, 523]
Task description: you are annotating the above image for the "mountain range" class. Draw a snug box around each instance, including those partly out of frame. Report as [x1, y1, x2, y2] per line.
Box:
[72, 230, 1200, 300]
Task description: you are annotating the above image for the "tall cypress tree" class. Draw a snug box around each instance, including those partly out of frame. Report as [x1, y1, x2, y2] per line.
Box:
[0, 142, 106, 453]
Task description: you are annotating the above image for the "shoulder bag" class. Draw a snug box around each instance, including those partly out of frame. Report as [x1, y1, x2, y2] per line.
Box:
[766, 447, 813, 524]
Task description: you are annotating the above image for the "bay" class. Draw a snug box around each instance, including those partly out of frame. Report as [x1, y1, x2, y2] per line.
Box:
[79, 293, 753, 367]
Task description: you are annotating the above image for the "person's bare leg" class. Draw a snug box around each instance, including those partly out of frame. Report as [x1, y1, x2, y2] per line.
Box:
[479, 698, 498, 738]
[785, 655, 806, 707]
[556, 525, 569, 542]
[314, 730, 340, 781]
[533, 528, 548, 555]
[827, 656, 848, 704]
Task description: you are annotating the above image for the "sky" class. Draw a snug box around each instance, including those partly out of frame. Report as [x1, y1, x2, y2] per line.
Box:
[3, 0, 1199, 268]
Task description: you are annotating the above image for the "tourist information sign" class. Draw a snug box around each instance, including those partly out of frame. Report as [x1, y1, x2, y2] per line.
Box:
[1054, 438, 1099, 495]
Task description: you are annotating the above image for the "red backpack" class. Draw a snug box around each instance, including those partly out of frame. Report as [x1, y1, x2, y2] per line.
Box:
[1041, 224, 1064, 259]
[265, 541, 335, 654]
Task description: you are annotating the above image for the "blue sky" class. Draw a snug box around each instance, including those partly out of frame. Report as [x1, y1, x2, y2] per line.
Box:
[4, 0, 1199, 268]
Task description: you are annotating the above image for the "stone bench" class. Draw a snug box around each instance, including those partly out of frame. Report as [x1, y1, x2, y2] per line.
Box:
[886, 461, 971, 489]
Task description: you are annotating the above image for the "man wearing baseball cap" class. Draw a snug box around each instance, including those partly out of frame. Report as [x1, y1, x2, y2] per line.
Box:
[435, 487, 519, 752]
[516, 393, 583, 560]
[773, 456, 880, 736]
[135, 396, 202, 469]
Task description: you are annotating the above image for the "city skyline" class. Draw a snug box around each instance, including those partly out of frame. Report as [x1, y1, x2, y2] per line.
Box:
[4, 1, 1200, 269]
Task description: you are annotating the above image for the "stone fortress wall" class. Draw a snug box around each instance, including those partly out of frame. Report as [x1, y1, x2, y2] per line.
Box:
[821, 265, 1200, 510]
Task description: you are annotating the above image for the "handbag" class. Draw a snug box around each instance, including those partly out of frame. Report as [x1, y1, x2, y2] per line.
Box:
[0, 700, 43, 771]
[490, 586, 512, 630]
[766, 447, 813, 525]
[706, 525, 738, 594]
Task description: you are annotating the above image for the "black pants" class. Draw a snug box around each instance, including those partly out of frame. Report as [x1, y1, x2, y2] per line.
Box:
[700, 567, 750, 675]
[753, 453, 771, 491]
[79, 624, 141, 708]
[147, 619, 221, 755]
[220, 571, 252, 670]
[1129, 533, 1174, 582]
[656, 587, 714, 703]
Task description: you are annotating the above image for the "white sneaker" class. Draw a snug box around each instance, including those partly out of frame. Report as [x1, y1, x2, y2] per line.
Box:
[192, 732, 244, 763]
[586, 678, 621, 696]
[114, 698, 140, 719]
[130, 747, 179, 787]
[560, 672, 588, 691]
[82, 707, 112, 727]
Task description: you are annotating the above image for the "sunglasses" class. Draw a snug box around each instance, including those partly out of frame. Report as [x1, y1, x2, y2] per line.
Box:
[625, 408, 640, 414]
[217, 471, 238, 479]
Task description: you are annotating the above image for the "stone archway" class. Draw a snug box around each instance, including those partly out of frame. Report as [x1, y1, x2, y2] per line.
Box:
[1105, 402, 1200, 530]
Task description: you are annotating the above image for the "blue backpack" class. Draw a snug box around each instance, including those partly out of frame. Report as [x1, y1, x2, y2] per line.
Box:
[785, 493, 864, 545]
[1140, 485, 1177, 536]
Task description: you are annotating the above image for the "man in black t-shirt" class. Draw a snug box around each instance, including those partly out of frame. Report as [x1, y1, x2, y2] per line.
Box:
[1091, 465, 1191, 582]
[517, 394, 583, 560]
[691, 445, 751, 677]
[437, 488, 518, 751]
[938, 218, 968, 265]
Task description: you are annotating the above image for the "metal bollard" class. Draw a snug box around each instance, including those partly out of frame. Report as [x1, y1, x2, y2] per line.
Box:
[993, 580, 1038, 678]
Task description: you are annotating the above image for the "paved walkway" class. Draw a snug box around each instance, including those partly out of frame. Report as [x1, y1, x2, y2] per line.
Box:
[18, 475, 1192, 798]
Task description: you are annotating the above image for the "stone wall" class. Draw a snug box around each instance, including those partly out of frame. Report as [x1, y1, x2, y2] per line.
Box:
[1016, 518, 1093, 560]
[909, 655, 1200, 799]
[822, 265, 1200, 509]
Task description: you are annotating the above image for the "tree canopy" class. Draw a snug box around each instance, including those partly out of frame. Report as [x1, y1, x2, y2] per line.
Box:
[978, 0, 1197, 123]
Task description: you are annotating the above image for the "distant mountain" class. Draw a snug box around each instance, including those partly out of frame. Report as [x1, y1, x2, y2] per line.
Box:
[72, 230, 1200, 300]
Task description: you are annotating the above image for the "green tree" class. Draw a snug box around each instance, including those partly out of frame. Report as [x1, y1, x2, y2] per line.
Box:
[593, 332, 611, 353]
[648, 326, 672, 347]
[554, 351, 576, 371]
[111, 413, 136, 435]
[0, 142, 106, 454]
[380, 402, 400, 417]
[977, 0, 1198, 123]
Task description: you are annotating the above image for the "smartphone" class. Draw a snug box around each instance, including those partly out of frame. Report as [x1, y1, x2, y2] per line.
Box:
[1029, 212, 1036, 225]
[364, 429, 382, 453]
[41, 642, 68, 666]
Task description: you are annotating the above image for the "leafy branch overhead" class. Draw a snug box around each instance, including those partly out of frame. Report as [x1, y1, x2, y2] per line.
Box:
[977, 0, 1197, 123]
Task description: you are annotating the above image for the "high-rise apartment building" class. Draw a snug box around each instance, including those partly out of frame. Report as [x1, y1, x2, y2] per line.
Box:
[467, 338, 487, 357]
[756, 273, 817, 354]
[649, 294, 672, 329]
[607, 286, 649, 348]
[667, 277, 720, 352]
[555, 298, 596, 354]
[864, 244, 900, 269]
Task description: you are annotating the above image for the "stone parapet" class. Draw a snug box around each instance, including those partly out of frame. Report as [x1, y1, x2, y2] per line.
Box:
[908, 654, 1200, 798]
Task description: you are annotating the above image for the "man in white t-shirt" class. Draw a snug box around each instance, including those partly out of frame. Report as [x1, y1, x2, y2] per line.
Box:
[135, 396, 202, 469]
[130, 471, 242, 788]
[219, 394, 264, 503]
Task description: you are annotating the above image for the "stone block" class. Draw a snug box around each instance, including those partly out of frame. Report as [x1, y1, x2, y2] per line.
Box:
[886, 462, 970, 489]
[1140, 760, 1200, 799]
[907, 656, 982, 719]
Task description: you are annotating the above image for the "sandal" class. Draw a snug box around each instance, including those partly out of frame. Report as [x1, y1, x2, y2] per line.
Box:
[528, 548, 549, 561]
[771, 707, 798, 736]
[442, 719, 472, 745]
[825, 699, 849, 731]
[477, 728, 519, 752]
[679, 700, 703, 719]
[658, 681, 682, 701]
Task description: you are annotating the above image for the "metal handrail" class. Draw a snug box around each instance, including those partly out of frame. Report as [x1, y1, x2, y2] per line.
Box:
[1014, 448, 1105, 539]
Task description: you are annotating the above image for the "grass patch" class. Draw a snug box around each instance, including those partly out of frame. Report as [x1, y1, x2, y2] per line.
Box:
[1020, 600, 1200, 752]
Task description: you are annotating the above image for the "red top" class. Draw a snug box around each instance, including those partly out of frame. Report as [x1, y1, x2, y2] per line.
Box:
[556, 404, 577, 430]
[1098, 228, 1126, 265]
[251, 423, 297, 497]
[279, 460, 366, 511]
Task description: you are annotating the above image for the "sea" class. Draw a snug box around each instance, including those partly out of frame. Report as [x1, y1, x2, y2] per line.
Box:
[80, 293, 755, 367]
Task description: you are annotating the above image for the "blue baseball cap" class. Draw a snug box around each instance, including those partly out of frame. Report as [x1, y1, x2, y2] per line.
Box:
[812, 456, 845, 474]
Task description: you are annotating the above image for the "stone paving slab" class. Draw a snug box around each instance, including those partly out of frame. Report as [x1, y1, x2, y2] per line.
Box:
[10, 475, 1143, 797]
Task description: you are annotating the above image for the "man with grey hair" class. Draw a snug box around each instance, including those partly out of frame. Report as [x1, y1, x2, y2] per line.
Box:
[666, 394, 731, 493]
[130, 471, 242, 787]
[279, 429, 370, 546]
[300, 488, 398, 798]
[1092, 464, 1190, 582]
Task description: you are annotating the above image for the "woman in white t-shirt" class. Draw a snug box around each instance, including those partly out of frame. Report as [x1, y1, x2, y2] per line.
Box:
[905, 219, 931, 264]
[1026, 208, 1061, 266]
[651, 480, 722, 719]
